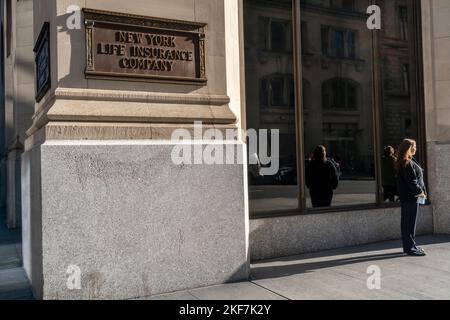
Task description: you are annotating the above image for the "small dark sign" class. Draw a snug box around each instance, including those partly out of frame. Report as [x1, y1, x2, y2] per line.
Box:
[34, 22, 51, 102]
[83, 9, 207, 83]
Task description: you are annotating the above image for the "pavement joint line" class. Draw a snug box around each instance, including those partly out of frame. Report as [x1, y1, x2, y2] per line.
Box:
[183, 291, 201, 300]
[248, 280, 291, 300]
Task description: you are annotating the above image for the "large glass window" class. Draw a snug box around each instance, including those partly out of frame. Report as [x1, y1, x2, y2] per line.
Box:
[378, 0, 424, 166]
[302, 0, 376, 208]
[245, 0, 297, 215]
[244, 0, 425, 217]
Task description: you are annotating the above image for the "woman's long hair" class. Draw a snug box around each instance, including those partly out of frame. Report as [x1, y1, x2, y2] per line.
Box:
[395, 139, 416, 170]
[312, 145, 327, 164]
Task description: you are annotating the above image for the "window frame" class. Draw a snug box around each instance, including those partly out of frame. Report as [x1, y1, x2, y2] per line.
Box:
[322, 77, 360, 110]
[322, 26, 358, 59]
[260, 16, 293, 53]
[260, 73, 296, 109]
[248, 0, 427, 219]
[399, 5, 409, 41]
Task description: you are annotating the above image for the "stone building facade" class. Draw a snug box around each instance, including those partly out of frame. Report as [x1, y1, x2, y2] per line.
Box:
[0, 0, 450, 300]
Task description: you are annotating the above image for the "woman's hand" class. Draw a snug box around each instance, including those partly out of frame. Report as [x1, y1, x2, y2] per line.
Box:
[415, 192, 426, 199]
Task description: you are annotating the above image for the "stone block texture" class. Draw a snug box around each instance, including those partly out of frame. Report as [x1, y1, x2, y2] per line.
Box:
[29, 141, 248, 299]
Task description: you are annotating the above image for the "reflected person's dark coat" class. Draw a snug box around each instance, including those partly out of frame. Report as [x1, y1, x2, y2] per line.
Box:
[306, 160, 338, 208]
[305, 160, 339, 192]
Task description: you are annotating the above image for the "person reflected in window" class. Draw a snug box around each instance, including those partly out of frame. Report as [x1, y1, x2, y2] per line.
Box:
[381, 146, 398, 202]
[396, 139, 427, 257]
[306, 145, 339, 208]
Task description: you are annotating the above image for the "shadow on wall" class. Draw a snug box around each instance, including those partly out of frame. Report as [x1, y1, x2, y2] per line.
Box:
[55, 8, 204, 95]
[228, 262, 251, 284]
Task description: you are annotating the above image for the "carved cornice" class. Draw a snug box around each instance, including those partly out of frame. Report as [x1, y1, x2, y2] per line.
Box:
[26, 89, 235, 138]
[53, 88, 230, 106]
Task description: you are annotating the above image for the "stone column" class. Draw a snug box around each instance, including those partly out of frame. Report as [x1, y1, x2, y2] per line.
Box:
[23, 0, 249, 299]
[422, 0, 450, 234]
[4, 0, 34, 229]
[6, 136, 23, 228]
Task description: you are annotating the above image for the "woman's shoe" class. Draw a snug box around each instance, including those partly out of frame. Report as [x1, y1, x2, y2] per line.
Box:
[405, 250, 426, 257]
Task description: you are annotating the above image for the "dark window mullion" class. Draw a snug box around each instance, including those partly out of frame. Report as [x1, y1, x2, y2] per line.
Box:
[371, 0, 383, 206]
[293, 0, 305, 212]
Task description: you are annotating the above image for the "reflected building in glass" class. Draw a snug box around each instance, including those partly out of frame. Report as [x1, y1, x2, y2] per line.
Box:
[300, 0, 376, 208]
[245, 0, 424, 212]
[244, 0, 298, 214]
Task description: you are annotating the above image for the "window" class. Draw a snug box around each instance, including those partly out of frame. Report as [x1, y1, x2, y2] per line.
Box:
[301, 21, 308, 54]
[381, 2, 422, 164]
[347, 31, 356, 59]
[331, 0, 356, 11]
[322, 26, 357, 59]
[244, 0, 424, 217]
[399, 6, 408, 41]
[246, 1, 297, 215]
[6, 0, 12, 57]
[342, 0, 355, 11]
[261, 74, 295, 108]
[402, 64, 410, 94]
[260, 17, 292, 52]
[322, 78, 359, 109]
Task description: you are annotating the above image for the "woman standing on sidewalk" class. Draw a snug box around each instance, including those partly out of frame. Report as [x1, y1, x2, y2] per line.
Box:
[396, 139, 427, 257]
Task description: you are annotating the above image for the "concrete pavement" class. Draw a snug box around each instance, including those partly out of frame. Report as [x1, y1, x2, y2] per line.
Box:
[0, 213, 34, 300]
[1, 211, 450, 301]
[146, 235, 450, 300]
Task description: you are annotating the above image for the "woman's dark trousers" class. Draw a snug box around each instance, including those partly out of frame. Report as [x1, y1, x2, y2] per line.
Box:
[401, 201, 419, 253]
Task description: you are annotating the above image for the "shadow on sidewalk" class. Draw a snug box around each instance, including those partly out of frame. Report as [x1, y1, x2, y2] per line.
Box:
[255, 235, 450, 264]
[251, 252, 405, 280]
[251, 235, 450, 280]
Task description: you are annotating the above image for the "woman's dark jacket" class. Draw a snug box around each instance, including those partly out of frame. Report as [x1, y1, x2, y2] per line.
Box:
[306, 160, 339, 191]
[397, 159, 426, 202]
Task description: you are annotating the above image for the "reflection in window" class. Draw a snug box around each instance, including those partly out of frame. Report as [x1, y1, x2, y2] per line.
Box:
[322, 26, 357, 59]
[342, 0, 355, 11]
[261, 75, 295, 108]
[399, 6, 408, 41]
[245, 0, 297, 216]
[380, 0, 421, 163]
[331, 0, 356, 11]
[348, 31, 356, 58]
[302, 0, 376, 208]
[322, 78, 358, 109]
[402, 64, 410, 94]
[243, 0, 424, 215]
[6, 0, 12, 57]
[260, 17, 292, 52]
[301, 21, 309, 54]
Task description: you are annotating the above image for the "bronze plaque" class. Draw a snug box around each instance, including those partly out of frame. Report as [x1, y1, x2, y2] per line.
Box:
[83, 9, 207, 83]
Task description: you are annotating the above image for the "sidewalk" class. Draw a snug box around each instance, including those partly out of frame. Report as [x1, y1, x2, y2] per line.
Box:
[1, 226, 450, 300]
[0, 215, 33, 300]
[146, 235, 450, 300]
